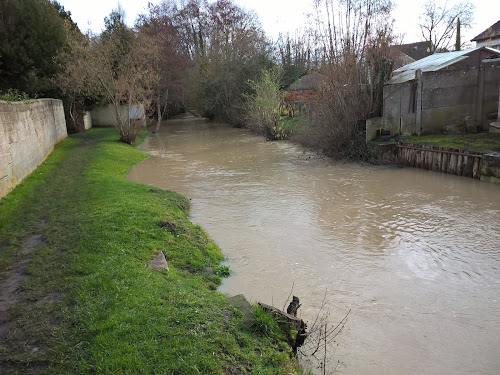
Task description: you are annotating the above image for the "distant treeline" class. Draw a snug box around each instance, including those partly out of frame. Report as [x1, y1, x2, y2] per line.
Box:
[0, 0, 397, 158]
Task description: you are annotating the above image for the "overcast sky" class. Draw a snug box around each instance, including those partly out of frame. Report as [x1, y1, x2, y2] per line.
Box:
[58, 0, 500, 47]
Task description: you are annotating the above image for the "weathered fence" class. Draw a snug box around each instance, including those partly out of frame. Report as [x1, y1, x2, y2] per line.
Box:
[397, 143, 483, 179]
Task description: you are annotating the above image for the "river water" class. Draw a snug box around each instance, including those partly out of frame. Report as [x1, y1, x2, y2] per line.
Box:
[128, 115, 500, 374]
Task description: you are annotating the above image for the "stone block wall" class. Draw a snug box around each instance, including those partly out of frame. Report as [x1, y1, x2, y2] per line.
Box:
[0, 99, 67, 199]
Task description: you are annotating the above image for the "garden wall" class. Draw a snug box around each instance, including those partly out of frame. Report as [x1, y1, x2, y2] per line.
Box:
[0, 99, 67, 199]
[91, 104, 146, 127]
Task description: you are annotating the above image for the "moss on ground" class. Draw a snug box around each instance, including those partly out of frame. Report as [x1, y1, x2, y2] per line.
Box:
[0, 128, 301, 374]
[400, 133, 500, 154]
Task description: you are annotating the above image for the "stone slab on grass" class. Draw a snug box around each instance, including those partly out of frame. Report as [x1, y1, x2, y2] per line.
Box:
[227, 294, 254, 327]
[147, 251, 169, 271]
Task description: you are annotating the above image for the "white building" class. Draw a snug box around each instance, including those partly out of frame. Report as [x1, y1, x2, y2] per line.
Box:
[471, 20, 500, 50]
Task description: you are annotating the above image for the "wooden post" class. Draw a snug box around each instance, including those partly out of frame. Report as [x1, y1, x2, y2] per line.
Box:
[415, 70, 423, 135]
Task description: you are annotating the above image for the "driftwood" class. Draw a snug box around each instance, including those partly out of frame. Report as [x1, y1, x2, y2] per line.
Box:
[259, 296, 308, 354]
[287, 296, 301, 316]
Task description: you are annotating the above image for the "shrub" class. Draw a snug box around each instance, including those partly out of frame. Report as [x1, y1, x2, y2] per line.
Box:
[245, 68, 284, 140]
[0, 88, 31, 102]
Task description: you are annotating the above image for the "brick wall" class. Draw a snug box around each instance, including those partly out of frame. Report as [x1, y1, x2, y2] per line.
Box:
[0, 99, 67, 199]
[284, 89, 317, 106]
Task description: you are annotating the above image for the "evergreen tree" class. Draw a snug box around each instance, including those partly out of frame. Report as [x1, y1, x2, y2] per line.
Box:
[0, 0, 69, 97]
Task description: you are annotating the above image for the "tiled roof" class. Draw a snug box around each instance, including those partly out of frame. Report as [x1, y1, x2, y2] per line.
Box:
[287, 71, 325, 91]
[393, 41, 432, 60]
[471, 20, 500, 42]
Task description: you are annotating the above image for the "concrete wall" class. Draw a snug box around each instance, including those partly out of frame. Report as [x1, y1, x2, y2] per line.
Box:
[382, 84, 403, 136]
[420, 68, 479, 134]
[480, 153, 500, 183]
[490, 83, 500, 133]
[83, 111, 92, 130]
[366, 117, 383, 143]
[91, 103, 145, 127]
[382, 81, 418, 136]
[482, 63, 500, 127]
[380, 62, 500, 137]
[0, 99, 67, 199]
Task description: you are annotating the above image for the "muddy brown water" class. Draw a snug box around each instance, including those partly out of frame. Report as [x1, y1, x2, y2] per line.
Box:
[128, 115, 500, 375]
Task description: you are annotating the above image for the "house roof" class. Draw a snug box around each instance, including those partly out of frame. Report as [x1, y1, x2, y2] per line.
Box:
[387, 46, 500, 85]
[287, 71, 324, 91]
[471, 20, 500, 42]
[393, 41, 432, 61]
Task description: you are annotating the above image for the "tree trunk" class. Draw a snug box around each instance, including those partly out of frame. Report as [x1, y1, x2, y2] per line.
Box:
[154, 94, 162, 133]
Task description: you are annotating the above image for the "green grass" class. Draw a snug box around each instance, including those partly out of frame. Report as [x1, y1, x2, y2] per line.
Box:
[400, 133, 500, 154]
[275, 115, 302, 140]
[0, 128, 301, 374]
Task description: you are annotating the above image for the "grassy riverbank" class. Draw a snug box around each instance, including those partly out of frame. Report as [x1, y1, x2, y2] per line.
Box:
[400, 133, 500, 154]
[0, 128, 300, 374]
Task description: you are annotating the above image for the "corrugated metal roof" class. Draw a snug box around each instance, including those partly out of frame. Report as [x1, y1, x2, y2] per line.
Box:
[387, 46, 500, 85]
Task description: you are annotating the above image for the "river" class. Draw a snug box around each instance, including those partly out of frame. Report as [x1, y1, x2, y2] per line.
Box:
[128, 115, 500, 374]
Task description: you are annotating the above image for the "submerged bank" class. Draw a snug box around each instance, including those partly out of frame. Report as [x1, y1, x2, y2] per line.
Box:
[0, 128, 300, 374]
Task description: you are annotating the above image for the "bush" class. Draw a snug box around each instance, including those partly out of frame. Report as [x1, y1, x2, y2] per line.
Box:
[245, 68, 283, 140]
[293, 62, 373, 160]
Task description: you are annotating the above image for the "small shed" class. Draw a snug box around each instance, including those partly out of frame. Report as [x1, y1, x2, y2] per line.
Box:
[379, 46, 500, 137]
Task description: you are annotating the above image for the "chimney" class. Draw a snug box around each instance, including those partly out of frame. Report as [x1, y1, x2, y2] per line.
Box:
[455, 18, 461, 51]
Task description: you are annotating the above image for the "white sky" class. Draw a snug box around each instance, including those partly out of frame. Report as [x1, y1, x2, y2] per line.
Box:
[58, 0, 500, 47]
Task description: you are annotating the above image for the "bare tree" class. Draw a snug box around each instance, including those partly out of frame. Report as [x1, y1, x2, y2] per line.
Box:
[276, 33, 312, 88]
[56, 6, 159, 143]
[418, 0, 475, 53]
[136, 2, 189, 133]
[92, 29, 158, 144]
[54, 22, 98, 132]
[170, 0, 269, 123]
[293, 0, 395, 159]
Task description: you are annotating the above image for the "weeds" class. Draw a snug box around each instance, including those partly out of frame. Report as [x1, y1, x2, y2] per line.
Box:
[0, 88, 32, 102]
[251, 305, 284, 339]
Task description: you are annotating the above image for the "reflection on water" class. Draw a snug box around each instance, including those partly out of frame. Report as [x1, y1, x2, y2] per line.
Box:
[128, 116, 500, 375]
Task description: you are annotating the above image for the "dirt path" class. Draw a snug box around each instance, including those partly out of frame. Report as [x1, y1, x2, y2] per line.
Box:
[0, 228, 45, 370]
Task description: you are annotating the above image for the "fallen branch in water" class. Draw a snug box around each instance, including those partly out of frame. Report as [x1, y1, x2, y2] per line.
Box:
[298, 289, 351, 374]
